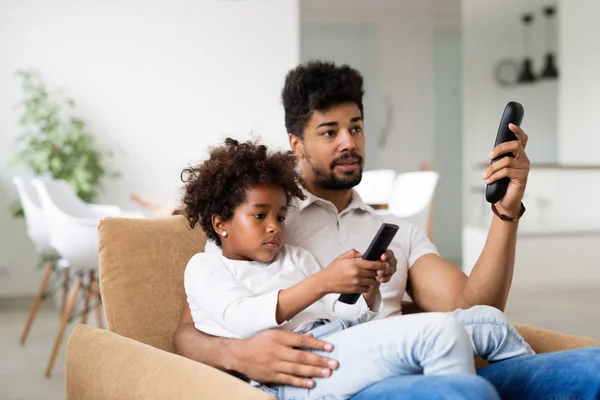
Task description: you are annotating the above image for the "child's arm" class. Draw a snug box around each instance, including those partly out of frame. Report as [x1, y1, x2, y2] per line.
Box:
[185, 253, 289, 338]
[275, 248, 387, 324]
[185, 252, 348, 337]
[293, 247, 384, 323]
[363, 283, 381, 310]
[275, 274, 328, 324]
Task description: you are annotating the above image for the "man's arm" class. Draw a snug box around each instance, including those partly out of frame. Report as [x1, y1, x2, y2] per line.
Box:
[173, 304, 339, 388]
[407, 215, 517, 312]
[173, 306, 234, 371]
[407, 124, 529, 313]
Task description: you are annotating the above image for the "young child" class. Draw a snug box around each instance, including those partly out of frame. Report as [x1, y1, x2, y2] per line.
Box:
[182, 138, 534, 400]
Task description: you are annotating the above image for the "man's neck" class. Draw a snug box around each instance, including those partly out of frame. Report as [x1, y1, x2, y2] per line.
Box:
[303, 181, 353, 213]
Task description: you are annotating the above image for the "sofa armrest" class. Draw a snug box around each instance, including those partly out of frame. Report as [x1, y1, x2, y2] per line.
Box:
[514, 324, 599, 353]
[66, 325, 274, 400]
[474, 324, 598, 370]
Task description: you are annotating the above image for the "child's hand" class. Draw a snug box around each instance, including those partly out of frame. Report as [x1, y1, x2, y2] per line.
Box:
[361, 278, 382, 309]
[316, 249, 387, 295]
[376, 250, 397, 284]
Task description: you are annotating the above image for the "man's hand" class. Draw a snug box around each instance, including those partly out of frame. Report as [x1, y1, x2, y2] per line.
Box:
[482, 123, 530, 217]
[229, 330, 339, 388]
[316, 249, 387, 295]
[376, 249, 397, 283]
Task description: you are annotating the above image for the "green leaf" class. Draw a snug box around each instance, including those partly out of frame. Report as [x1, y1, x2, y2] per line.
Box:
[9, 69, 120, 219]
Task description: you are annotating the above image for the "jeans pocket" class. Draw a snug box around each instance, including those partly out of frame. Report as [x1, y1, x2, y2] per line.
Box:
[308, 320, 351, 340]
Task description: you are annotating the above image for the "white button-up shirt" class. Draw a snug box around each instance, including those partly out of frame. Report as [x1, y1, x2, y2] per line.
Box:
[202, 188, 438, 319]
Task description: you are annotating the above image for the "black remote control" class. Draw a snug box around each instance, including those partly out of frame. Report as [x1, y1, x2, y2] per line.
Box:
[338, 223, 399, 305]
[485, 101, 525, 204]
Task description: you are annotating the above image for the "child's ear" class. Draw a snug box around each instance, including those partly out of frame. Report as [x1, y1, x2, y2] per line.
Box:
[211, 214, 227, 237]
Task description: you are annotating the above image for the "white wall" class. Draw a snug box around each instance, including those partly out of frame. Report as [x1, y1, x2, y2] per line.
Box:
[462, 0, 561, 225]
[463, 0, 600, 227]
[301, 0, 435, 173]
[557, 0, 600, 164]
[0, 0, 299, 296]
[433, 9, 463, 265]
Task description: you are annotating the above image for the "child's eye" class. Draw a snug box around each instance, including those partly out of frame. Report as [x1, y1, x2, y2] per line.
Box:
[277, 216, 286, 222]
[254, 213, 266, 219]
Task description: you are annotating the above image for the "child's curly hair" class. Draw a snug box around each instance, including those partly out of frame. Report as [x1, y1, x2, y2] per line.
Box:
[181, 138, 306, 246]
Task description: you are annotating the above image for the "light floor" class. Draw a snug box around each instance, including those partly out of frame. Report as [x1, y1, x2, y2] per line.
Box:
[1, 287, 599, 400]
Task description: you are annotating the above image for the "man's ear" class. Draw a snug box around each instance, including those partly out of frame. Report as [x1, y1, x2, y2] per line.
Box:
[289, 134, 304, 159]
[211, 214, 227, 237]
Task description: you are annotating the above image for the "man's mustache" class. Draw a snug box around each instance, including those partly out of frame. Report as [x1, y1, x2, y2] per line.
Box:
[330, 153, 363, 169]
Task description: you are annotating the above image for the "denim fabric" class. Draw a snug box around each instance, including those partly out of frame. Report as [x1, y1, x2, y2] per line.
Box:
[266, 305, 533, 400]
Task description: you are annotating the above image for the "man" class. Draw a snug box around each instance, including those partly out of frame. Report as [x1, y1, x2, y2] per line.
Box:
[175, 61, 600, 399]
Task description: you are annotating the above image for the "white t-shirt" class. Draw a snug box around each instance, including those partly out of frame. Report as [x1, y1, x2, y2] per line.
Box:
[185, 244, 381, 339]
[202, 189, 438, 319]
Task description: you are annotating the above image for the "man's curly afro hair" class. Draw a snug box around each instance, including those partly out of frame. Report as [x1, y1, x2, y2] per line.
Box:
[181, 138, 306, 246]
[282, 60, 365, 139]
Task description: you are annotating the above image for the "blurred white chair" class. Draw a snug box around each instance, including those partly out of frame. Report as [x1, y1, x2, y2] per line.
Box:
[354, 169, 396, 206]
[35, 178, 145, 219]
[12, 176, 69, 346]
[13, 176, 59, 257]
[31, 178, 110, 377]
[388, 171, 439, 235]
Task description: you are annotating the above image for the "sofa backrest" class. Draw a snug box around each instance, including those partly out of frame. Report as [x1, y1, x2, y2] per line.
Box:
[98, 216, 206, 352]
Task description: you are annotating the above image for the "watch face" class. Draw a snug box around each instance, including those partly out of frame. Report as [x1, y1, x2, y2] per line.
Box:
[494, 59, 520, 87]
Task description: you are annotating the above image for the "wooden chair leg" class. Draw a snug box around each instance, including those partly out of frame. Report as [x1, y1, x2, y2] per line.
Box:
[90, 272, 104, 329]
[46, 273, 82, 378]
[20, 262, 55, 345]
[61, 267, 70, 316]
[80, 271, 92, 325]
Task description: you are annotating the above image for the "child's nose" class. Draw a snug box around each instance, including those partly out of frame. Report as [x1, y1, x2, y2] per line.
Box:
[267, 220, 280, 233]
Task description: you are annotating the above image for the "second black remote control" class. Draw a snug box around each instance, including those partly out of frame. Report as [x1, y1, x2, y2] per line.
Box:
[485, 101, 525, 204]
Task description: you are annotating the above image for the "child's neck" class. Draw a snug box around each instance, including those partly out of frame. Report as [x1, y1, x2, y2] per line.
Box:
[221, 248, 253, 262]
[220, 246, 278, 264]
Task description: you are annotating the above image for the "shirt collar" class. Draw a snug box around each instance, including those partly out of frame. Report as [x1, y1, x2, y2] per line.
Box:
[295, 186, 371, 214]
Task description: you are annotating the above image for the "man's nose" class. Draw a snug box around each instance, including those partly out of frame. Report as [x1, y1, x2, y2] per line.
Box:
[338, 130, 357, 152]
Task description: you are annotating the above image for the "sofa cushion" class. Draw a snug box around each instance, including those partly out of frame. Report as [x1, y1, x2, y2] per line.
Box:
[98, 216, 206, 352]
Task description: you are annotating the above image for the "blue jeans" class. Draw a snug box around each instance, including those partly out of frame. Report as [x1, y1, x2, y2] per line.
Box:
[352, 347, 600, 400]
[266, 305, 533, 400]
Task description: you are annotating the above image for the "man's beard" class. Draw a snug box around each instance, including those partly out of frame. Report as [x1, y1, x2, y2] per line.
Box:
[305, 151, 364, 190]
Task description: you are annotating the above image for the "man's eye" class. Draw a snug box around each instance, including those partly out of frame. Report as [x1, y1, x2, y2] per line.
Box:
[351, 126, 362, 134]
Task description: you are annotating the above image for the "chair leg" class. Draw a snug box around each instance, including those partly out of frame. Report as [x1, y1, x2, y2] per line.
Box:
[46, 273, 82, 378]
[20, 262, 55, 345]
[90, 271, 104, 329]
[80, 270, 92, 325]
[61, 267, 70, 316]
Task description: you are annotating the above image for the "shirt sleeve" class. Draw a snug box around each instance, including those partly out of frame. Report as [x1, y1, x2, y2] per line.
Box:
[292, 246, 381, 323]
[407, 224, 438, 268]
[330, 293, 382, 323]
[184, 253, 284, 338]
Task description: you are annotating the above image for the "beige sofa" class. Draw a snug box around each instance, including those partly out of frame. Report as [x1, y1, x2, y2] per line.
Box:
[65, 216, 599, 399]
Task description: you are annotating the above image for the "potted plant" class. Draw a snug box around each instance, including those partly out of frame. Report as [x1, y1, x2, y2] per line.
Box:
[10, 69, 119, 218]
